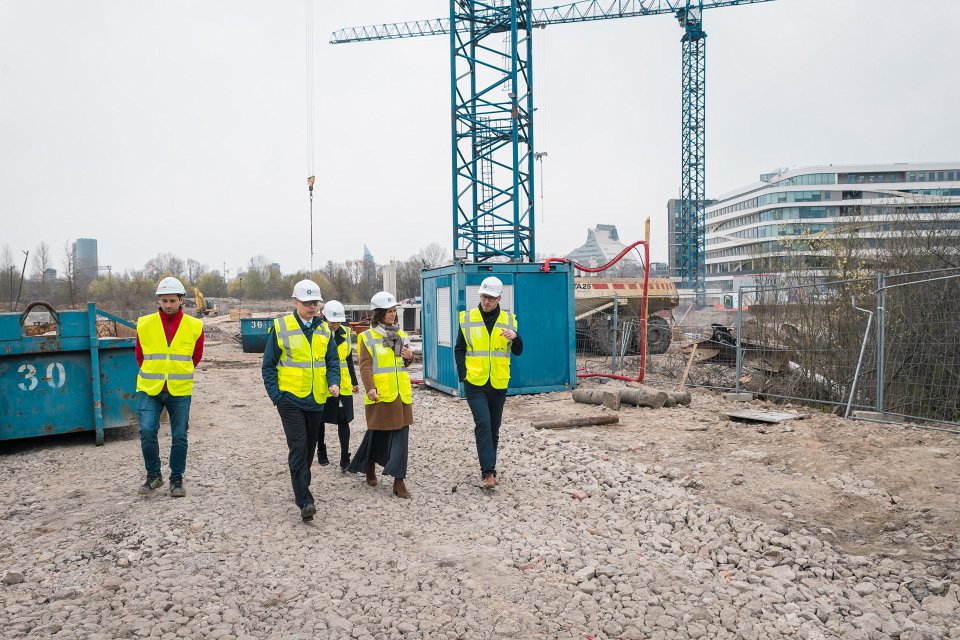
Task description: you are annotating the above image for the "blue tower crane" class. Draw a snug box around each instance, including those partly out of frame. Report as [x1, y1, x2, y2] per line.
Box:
[332, 0, 777, 295]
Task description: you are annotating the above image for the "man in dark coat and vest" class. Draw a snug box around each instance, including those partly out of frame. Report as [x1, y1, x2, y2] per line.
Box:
[455, 276, 523, 489]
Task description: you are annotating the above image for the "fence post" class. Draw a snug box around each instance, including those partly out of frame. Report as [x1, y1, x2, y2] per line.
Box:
[735, 286, 744, 393]
[875, 273, 885, 413]
[610, 292, 620, 373]
[845, 296, 875, 419]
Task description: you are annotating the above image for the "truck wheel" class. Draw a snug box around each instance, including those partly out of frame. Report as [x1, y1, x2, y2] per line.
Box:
[646, 316, 671, 355]
[588, 317, 614, 356]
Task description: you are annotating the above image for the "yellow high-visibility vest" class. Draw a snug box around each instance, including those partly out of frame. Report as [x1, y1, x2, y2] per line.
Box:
[459, 307, 516, 390]
[336, 325, 353, 397]
[359, 328, 411, 405]
[136, 312, 203, 396]
[274, 314, 331, 404]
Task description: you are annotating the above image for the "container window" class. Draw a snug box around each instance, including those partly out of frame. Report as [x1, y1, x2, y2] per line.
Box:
[437, 287, 451, 346]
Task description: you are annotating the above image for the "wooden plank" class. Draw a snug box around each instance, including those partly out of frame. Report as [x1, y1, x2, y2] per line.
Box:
[531, 414, 619, 430]
[676, 343, 698, 391]
[721, 410, 808, 424]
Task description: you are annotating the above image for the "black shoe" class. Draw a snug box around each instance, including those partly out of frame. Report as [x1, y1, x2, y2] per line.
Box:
[138, 475, 163, 495]
[170, 479, 186, 498]
[300, 503, 316, 521]
[317, 444, 330, 466]
[340, 453, 351, 473]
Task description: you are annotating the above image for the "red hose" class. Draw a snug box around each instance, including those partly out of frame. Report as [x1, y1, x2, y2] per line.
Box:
[541, 240, 651, 383]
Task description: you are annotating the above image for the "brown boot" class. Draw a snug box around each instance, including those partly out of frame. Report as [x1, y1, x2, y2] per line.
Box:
[392, 479, 411, 499]
[365, 462, 378, 487]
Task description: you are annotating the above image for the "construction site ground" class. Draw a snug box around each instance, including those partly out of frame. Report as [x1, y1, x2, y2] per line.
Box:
[0, 317, 958, 639]
[560, 374, 960, 572]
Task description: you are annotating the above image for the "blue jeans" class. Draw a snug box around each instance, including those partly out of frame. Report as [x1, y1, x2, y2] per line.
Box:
[465, 382, 507, 479]
[138, 391, 192, 482]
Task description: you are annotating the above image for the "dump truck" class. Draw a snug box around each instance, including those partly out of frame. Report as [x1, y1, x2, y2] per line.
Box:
[574, 277, 679, 355]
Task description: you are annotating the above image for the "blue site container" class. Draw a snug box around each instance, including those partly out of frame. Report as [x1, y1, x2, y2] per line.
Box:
[0, 302, 139, 444]
[240, 317, 274, 353]
[420, 262, 576, 396]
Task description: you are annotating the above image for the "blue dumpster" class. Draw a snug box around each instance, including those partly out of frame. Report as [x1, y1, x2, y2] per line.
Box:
[240, 317, 274, 353]
[0, 302, 139, 445]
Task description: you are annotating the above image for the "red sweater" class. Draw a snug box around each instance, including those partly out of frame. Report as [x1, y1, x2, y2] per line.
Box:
[135, 308, 205, 374]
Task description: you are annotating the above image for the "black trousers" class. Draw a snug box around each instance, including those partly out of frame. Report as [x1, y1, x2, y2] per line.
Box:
[318, 407, 351, 464]
[465, 381, 507, 479]
[276, 401, 323, 509]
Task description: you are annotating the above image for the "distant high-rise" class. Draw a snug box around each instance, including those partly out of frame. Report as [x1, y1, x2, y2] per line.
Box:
[650, 262, 669, 279]
[667, 198, 716, 280]
[72, 238, 98, 278]
[362, 244, 374, 263]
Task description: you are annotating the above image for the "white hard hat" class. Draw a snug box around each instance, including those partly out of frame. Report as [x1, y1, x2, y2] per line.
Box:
[292, 279, 323, 302]
[323, 300, 346, 322]
[156, 276, 186, 296]
[370, 291, 398, 310]
[478, 276, 503, 298]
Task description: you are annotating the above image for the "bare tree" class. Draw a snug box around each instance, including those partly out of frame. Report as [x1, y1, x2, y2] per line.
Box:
[1, 244, 15, 309]
[30, 241, 53, 299]
[144, 253, 186, 281]
[185, 258, 207, 285]
[414, 242, 449, 268]
[61, 241, 79, 309]
[321, 260, 352, 302]
[395, 260, 422, 300]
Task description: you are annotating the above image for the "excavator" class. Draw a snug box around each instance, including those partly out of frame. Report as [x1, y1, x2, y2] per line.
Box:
[193, 287, 219, 317]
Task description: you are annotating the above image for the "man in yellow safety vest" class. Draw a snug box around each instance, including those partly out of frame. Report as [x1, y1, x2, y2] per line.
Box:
[135, 276, 204, 498]
[261, 279, 341, 522]
[455, 276, 523, 489]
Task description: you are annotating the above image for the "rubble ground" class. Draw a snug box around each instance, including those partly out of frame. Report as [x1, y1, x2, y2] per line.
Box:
[1, 336, 958, 640]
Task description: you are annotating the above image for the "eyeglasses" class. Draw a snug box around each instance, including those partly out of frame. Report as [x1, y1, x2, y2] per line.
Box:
[480, 295, 500, 302]
[298, 300, 320, 307]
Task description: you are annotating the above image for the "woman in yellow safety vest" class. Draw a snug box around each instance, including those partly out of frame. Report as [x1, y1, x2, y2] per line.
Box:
[346, 291, 415, 498]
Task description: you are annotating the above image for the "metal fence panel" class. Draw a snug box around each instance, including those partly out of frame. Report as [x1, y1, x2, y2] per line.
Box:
[878, 272, 960, 426]
[735, 278, 879, 411]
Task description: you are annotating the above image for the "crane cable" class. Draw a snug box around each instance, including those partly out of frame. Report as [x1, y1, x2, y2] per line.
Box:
[305, 0, 317, 277]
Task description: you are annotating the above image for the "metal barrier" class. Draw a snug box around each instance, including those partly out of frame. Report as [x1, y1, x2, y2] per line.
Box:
[727, 270, 960, 431]
[734, 278, 879, 412]
[572, 270, 960, 431]
[874, 271, 960, 428]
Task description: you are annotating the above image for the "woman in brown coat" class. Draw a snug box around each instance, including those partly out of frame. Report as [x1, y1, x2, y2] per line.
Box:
[345, 291, 414, 498]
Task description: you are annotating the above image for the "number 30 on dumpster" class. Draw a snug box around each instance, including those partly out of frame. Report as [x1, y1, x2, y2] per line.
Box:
[17, 362, 66, 391]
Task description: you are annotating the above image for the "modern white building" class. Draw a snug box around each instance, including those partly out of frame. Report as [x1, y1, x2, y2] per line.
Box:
[704, 163, 960, 296]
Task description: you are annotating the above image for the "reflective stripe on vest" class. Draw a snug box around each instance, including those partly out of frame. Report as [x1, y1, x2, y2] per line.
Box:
[337, 326, 352, 397]
[136, 312, 203, 396]
[459, 308, 516, 390]
[359, 328, 412, 405]
[274, 315, 331, 404]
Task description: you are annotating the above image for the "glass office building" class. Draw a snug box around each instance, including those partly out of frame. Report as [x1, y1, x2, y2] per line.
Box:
[703, 163, 960, 297]
[72, 238, 98, 279]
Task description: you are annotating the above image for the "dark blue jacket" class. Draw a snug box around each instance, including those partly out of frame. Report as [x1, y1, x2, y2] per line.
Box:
[262, 314, 341, 411]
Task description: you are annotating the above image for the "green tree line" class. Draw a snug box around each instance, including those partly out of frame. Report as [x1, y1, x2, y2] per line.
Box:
[1, 242, 448, 319]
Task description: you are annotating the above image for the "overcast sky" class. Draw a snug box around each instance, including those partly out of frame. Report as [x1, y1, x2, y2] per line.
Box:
[2, 0, 958, 276]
